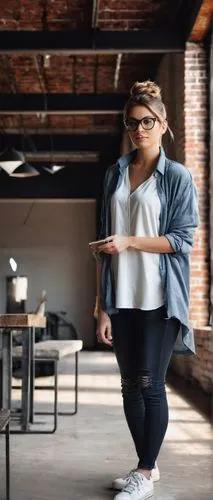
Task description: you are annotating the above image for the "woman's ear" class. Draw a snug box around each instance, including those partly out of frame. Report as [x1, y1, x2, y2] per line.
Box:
[161, 119, 168, 135]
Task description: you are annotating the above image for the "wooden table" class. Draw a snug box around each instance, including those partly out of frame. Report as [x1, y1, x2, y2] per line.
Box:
[0, 314, 46, 432]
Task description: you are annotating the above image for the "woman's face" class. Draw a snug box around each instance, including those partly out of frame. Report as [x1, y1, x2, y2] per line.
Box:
[125, 105, 167, 150]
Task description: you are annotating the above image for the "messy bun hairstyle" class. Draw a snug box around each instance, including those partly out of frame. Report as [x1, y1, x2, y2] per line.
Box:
[131, 81, 162, 100]
[124, 80, 174, 140]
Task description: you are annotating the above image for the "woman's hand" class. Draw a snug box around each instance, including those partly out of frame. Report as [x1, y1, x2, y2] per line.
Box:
[96, 310, 113, 346]
[98, 234, 129, 254]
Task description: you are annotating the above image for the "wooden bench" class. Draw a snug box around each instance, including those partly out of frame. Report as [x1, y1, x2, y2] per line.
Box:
[0, 409, 10, 500]
[12, 339, 83, 434]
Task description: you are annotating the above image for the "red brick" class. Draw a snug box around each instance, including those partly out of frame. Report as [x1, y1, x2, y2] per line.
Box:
[157, 43, 210, 329]
[23, 115, 48, 127]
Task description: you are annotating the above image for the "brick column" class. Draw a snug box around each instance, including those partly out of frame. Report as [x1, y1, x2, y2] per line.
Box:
[184, 42, 209, 327]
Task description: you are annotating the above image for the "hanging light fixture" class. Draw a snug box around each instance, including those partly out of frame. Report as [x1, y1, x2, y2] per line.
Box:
[10, 162, 39, 178]
[43, 164, 65, 174]
[0, 146, 25, 175]
[41, 91, 66, 176]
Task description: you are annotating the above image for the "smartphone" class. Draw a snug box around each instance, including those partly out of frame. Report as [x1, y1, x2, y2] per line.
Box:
[89, 238, 107, 247]
[89, 238, 111, 247]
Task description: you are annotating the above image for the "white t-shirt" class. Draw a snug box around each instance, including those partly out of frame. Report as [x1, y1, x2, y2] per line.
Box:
[111, 166, 164, 310]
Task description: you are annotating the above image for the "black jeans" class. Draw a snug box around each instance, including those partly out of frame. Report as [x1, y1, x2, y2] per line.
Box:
[111, 306, 180, 470]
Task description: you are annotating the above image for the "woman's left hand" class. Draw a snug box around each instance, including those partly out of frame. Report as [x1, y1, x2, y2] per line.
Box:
[98, 235, 129, 254]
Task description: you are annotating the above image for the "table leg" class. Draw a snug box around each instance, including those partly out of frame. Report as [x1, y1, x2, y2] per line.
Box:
[5, 420, 10, 500]
[29, 327, 35, 423]
[21, 328, 30, 431]
[1, 330, 12, 410]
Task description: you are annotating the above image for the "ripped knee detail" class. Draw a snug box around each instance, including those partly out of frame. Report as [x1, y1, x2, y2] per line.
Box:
[121, 375, 151, 393]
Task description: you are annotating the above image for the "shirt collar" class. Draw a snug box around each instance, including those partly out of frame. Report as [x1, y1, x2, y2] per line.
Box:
[117, 146, 166, 175]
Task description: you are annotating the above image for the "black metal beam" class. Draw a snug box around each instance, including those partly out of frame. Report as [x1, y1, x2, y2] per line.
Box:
[1, 127, 119, 134]
[0, 134, 120, 152]
[0, 93, 127, 114]
[0, 30, 185, 54]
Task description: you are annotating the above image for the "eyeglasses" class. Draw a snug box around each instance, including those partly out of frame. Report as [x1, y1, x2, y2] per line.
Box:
[124, 116, 157, 132]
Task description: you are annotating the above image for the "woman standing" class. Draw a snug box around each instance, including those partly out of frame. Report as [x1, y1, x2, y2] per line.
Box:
[90, 81, 198, 500]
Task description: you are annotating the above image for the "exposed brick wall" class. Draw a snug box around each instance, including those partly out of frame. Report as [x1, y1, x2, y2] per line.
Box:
[184, 42, 210, 328]
[98, 0, 172, 30]
[0, 114, 119, 134]
[0, 0, 181, 32]
[0, 0, 91, 30]
[157, 43, 210, 329]
[156, 52, 185, 163]
[171, 328, 213, 393]
[157, 44, 211, 394]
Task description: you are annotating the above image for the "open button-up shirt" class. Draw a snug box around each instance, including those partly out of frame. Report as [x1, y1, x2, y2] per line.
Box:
[98, 147, 199, 355]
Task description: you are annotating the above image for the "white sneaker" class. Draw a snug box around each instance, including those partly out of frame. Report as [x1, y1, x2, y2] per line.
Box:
[112, 463, 160, 490]
[113, 472, 154, 500]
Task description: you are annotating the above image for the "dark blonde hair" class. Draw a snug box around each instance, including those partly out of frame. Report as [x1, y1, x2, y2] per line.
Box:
[124, 80, 174, 140]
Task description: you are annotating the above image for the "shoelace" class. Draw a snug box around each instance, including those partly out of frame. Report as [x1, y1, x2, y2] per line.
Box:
[123, 473, 143, 493]
[124, 469, 136, 479]
[124, 463, 157, 480]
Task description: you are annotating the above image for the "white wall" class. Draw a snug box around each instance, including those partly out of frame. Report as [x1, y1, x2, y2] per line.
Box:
[0, 200, 97, 348]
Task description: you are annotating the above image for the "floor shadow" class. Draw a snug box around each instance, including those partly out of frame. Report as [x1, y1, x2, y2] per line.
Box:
[167, 369, 213, 424]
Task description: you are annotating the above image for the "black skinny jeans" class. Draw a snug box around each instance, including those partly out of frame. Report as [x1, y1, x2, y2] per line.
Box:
[111, 306, 180, 470]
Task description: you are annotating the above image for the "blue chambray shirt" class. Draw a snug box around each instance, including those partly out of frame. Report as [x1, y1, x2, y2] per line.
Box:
[98, 147, 199, 355]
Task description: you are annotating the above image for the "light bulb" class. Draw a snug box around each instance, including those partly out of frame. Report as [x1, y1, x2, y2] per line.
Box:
[9, 257, 17, 272]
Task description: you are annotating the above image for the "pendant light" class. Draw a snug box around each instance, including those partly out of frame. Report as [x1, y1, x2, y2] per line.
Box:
[0, 146, 25, 175]
[43, 164, 65, 174]
[42, 92, 65, 176]
[10, 162, 39, 178]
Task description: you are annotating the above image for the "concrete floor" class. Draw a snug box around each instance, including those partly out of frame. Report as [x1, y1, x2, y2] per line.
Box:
[0, 350, 213, 500]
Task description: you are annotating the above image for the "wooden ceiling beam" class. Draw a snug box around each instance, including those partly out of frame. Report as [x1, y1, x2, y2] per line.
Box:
[189, 0, 213, 41]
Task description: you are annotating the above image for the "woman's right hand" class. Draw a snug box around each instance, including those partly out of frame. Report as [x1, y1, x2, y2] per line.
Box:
[96, 310, 113, 346]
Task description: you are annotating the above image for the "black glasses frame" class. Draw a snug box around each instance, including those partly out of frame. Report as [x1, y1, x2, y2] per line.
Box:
[124, 116, 157, 132]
